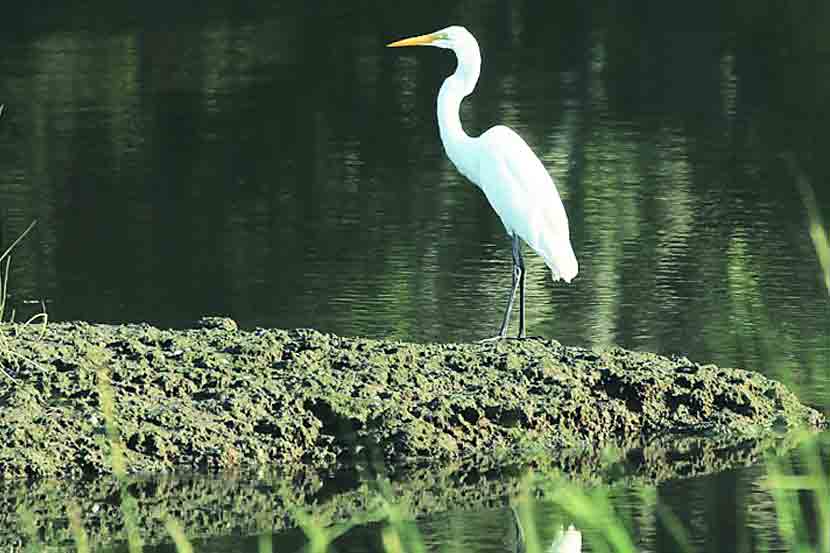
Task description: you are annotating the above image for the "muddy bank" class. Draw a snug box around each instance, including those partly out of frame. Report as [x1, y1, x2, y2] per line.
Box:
[0, 319, 824, 479]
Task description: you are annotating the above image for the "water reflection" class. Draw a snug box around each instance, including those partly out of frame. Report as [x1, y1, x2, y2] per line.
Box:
[0, 428, 803, 553]
[509, 505, 582, 553]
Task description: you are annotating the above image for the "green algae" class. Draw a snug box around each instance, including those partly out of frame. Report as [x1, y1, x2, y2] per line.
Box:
[0, 319, 824, 480]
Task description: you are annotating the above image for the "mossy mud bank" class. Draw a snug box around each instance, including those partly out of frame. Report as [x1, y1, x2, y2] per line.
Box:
[0, 319, 824, 480]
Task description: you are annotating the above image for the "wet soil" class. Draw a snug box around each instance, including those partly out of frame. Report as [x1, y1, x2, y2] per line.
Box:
[0, 318, 824, 480]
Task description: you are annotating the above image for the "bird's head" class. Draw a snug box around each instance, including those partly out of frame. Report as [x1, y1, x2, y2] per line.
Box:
[387, 26, 478, 53]
[387, 26, 482, 95]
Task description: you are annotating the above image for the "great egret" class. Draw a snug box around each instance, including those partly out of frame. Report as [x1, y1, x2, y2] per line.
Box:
[388, 26, 578, 339]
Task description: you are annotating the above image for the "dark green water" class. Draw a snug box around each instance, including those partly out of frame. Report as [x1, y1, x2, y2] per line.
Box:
[1, 1, 829, 552]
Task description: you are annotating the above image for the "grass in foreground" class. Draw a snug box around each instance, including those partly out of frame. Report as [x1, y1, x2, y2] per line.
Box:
[787, 155, 830, 294]
[0, 220, 46, 380]
[0, 220, 38, 324]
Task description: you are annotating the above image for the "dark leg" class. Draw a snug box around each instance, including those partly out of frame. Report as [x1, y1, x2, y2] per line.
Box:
[496, 235, 522, 338]
[515, 239, 526, 338]
[478, 234, 520, 342]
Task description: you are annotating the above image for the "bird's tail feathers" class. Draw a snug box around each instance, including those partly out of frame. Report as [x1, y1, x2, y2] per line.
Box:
[539, 237, 578, 283]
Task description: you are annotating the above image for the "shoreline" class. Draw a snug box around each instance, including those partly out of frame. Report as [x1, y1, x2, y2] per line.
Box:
[0, 318, 824, 479]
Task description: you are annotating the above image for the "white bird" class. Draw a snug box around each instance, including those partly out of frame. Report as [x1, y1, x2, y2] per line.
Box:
[388, 26, 578, 339]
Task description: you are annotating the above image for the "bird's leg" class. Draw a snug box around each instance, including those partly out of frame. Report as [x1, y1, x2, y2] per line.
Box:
[498, 268, 520, 337]
[515, 238, 526, 338]
[495, 235, 521, 337]
[479, 234, 521, 343]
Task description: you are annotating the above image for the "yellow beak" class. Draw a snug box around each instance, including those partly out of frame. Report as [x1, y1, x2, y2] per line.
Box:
[387, 33, 438, 48]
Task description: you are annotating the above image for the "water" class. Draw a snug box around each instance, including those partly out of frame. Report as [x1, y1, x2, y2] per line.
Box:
[1, 1, 829, 551]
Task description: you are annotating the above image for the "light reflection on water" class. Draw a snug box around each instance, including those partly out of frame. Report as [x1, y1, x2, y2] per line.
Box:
[0, 2, 829, 552]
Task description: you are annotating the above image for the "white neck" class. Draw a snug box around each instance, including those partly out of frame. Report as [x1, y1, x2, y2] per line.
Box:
[437, 43, 481, 179]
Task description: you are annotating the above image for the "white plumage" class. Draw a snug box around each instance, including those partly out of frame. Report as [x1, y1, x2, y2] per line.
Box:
[476, 125, 578, 282]
[389, 25, 578, 338]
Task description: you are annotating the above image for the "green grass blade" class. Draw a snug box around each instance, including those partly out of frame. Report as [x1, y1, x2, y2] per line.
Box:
[0, 220, 37, 265]
[164, 515, 195, 553]
[67, 505, 90, 553]
[97, 367, 143, 553]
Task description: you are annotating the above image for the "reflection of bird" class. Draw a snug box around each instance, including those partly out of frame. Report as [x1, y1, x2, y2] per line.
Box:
[388, 26, 577, 339]
[550, 525, 583, 553]
[509, 505, 583, 553]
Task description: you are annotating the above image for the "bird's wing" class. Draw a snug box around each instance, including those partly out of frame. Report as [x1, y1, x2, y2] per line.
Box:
[476, 126, 578, 282]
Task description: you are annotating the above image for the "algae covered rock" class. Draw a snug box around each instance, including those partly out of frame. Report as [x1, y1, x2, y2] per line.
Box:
[0, 321, 823, 479]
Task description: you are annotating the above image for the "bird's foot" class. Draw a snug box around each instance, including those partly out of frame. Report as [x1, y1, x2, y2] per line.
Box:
[478, 334, 546, 344]
[477, 334, 507, 344]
